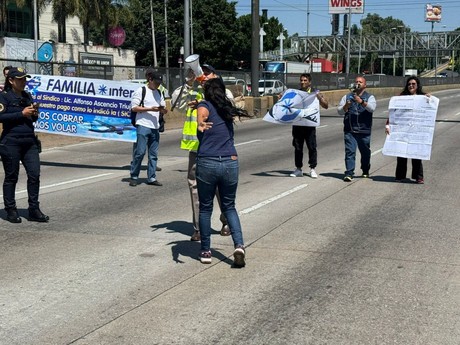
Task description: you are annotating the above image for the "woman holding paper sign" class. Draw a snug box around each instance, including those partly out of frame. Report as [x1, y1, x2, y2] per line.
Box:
[385, 76, 429, 184]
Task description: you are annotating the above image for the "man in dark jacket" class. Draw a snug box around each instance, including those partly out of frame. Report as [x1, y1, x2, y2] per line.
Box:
[337, 76, 377, 181]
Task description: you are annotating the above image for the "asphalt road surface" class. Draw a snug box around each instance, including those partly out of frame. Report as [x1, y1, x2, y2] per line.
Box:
[1, 90, 460, 345]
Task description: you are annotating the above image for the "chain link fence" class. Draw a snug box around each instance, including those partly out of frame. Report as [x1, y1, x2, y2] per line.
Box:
[2, 58, 459, 97]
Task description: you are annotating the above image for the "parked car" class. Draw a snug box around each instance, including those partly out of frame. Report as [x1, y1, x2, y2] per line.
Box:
[258, 79, 286, 96]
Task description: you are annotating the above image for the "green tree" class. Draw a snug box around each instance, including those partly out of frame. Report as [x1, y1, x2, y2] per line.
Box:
[88, 0, 133, 46]
[52, 0, 79, 42]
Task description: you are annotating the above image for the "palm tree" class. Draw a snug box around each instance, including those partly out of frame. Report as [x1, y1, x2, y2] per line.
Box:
[76, 0, 132, 45]
[51, 0, 79, 42]
[105, 0, 133, 44]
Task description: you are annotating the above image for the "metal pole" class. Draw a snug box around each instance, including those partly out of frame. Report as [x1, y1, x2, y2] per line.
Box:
[306, 0, 310, 69]
[190, 0, 193, 54]
[346, 7, 351, 74]
[393, 53, 396, 76]
[402, 30, 406, 77]
[150, 0, 158, 67]
[358, 24, 362, 74]
[33, 0, 38, 72]
[250, 0, 260, 97]
[435, 39, 438, 84]
[184, 0, 190, 58]
[164, 0, 169, 90]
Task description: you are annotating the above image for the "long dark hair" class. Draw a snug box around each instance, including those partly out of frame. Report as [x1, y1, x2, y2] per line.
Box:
[202, 78, 251, 121]
[3, 77, 13, 92]
[401, 76, 425, 95]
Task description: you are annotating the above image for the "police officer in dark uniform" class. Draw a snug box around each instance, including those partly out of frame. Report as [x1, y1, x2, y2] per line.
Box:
[0, 67, 49, 223]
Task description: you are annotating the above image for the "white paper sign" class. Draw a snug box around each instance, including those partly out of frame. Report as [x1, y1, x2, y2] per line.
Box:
[382, 95, 439, 160]
[263, 89, 320, 127]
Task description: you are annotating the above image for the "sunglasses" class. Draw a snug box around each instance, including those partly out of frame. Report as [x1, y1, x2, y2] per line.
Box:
[408, 82, 417, 86]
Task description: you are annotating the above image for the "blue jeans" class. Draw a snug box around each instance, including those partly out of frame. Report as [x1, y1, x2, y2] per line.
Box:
[130, 125, 160, 181]
[344, 132, 371, 176]
[196, 156, 244, 252]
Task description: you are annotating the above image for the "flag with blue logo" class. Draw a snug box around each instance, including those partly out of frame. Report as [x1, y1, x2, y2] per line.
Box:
[263, 89, 320, 127]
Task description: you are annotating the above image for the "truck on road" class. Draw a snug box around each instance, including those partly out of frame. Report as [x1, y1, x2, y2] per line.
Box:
[405, 69, 418, 76]
[264, 61, 311, 74]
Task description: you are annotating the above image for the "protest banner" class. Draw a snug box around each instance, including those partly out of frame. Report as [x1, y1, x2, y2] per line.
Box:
[382, 95, 439, 160]
[26, 75, 140, 142]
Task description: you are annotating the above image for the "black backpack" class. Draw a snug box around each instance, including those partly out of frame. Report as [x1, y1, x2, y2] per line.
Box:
[130, 86, 165, 132]
[130, 86, 146, 126]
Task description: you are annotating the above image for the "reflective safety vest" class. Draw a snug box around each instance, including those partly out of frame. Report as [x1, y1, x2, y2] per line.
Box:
[158, 84, 169, 98]
[180, 88, 203, 151]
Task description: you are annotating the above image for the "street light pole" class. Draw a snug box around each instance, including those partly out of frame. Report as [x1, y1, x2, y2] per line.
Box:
[250, 0, 260, 97]
[306, 0, 310, 68]
[435, 38, 438, 84]
[164, 0, 169, 90]
[346, 7, 352, 74]
[403, 29, 406, 77]
[183, 0, 190, 58]
[150, 0, 158, 67]
[190, 0, 194, 54]
[357, 20, 363, 74]
[390, 27, 397, 76]
[395, 25, 406, 77]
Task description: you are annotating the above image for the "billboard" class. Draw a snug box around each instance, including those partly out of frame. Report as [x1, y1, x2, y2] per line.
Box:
[425, 4, 442, 22]
[329, 0, 364, 14]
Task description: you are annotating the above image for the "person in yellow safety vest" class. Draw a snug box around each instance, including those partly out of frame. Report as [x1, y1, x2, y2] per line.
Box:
[171, 67, 231, 242]
[158, 83, 170, 99]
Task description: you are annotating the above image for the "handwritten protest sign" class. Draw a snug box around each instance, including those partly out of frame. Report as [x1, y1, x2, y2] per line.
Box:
[382, 95, 439, 160]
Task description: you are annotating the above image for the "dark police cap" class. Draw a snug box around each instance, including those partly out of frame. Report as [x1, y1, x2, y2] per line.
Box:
[7, 67, 31, 79]
[202, 64, 216, 74]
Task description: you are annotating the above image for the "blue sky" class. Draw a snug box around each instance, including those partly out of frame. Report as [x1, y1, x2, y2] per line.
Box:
[233, 0, 460, 36]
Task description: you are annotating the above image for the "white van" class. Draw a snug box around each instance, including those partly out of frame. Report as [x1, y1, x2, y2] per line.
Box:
[258, 79, 286, 96]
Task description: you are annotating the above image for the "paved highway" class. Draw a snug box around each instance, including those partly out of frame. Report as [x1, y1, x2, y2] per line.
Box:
[1, 89, 460, 344]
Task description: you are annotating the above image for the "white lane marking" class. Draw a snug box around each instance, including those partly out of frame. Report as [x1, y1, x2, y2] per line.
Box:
[372, 148, 383, 156]
[239, 184, 308, 215]
[455, 112, 460, 117]
[1, 173, 114, 197]
[236, 126, 328, 147]
[235, 140, 261, 146]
